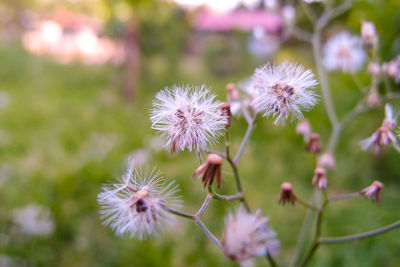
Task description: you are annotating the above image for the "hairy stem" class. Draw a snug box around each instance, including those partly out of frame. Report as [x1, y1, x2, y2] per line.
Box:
[195, 218, 222, 249]
[299, 199, 328, 266]
[225, 130, 251, 212]
[328, 192, 361, 201]
[234, 114, 258, 164]
[320, 220, 400, 244]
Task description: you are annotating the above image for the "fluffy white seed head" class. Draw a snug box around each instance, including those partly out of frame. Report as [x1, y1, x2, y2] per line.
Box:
[323, 32, 366, 73]
[251, 62, 318, 124]
[222, 206, 280, 262]
[150, 85, 228, 152]
[97, 162, 182, 240]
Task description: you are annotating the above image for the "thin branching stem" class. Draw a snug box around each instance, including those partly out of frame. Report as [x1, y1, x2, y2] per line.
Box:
[267, 253, 278, 267]
[296, 198, 320, 212]
[195, 218, 222, 249]
[329, 192, 361, 201]
[319, 220, 400, 244]
[234, 114, 258, 164]
[225, 130, 251, 211]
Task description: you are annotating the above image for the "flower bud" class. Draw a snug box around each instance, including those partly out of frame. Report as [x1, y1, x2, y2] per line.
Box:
[220, 102, 232, 128]
[312, 167, 327, 189]
[278, 182, 296, 205]
[226, 83, 240, 102]
[193, 154, 223, 188]
[361, 21, 378, 51]
[307, 133, 321, 153]
[361, 180, 383, 201]
[296, 119, 312, 142]
[318, 152, 335, 169]
[367, 62, 381, 76]
[366, 89, 381, 108]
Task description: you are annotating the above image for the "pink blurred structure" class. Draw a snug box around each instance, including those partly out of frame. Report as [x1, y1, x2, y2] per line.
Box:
[21, 9, 124, 65]
[194, 9, 283, 33]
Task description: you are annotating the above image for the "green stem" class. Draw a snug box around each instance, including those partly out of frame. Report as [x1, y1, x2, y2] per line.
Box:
[296, 197, 320, 212]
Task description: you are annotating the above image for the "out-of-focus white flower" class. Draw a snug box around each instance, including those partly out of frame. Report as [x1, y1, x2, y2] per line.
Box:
[222, 206, 280, 262]
[361, 21, 378, 49]
[150, 85, 228, 152]
[323, 32, 366, 73]
[264, 0, 278, 11]
[12, 204, 55, 236]
[361, 180, 383, 201]
[360, 104, 398, 154]
[281, 5, 296, 28]
[97, 162, 182, 239]
[303, 0, 323, 3]
[252, 62, 318, 124]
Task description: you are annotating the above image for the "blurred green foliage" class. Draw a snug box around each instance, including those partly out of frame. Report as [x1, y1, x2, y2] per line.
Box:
[0, 0, 400, 266]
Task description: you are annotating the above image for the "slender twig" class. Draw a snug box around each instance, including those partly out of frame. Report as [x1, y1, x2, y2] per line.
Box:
[163, 205, 195, 219]
[316, 0, 353, 30]
[209, 189, 243, 201]
[299, 199, 328, 267]
[195, 194, 212, 217]
[195, 218, 222, 249]
[312, 32, 340, 127]
[291, 26, 313, 43]
[204, 149, 226, 158]
[320, 220, 400, 244]
[328, 192, 361, 201]
[234, 114, 258, 164]
[296, 198, 320, 212]
[225, 130, 251, 211]
[290, 190, 320, 267]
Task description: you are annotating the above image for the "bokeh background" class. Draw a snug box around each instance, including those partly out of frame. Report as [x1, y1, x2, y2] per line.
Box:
[0, 0, 399, 266]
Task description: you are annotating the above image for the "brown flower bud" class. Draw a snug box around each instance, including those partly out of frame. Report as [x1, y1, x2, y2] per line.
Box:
[220, 102, 232, 128]
[307, 133, 321, 153]
[278, 182, 296, 205]
[193, 154, 224, 188]
[312, 167, 327, 189]
[361, 180, 383, 201]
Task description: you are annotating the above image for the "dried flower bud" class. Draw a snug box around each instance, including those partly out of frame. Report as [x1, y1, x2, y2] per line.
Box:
[296, 119, 312, 142]
[360, 104, 398, 154]
[278, 182, 296, 205]
[221, 102, 232, 128]
[312, 167, 327, 189]
[318, 152, 335, 169]
[307, 133, 321, 153]
[193, 154, 223, 188]
[226, 83, 240, 102]
[361, 180, 383, 201]
[366, 89, 381, 108]
[361, 21, 378, 51]
[367, 62, 381, 76]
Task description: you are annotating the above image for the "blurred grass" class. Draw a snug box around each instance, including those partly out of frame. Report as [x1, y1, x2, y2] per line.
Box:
[1, 9, 400, 265]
